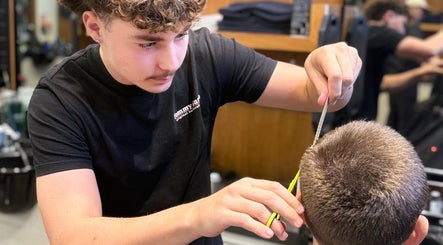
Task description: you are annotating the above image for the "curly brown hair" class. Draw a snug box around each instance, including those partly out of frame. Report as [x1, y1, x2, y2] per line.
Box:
[58, 0, 206, 32]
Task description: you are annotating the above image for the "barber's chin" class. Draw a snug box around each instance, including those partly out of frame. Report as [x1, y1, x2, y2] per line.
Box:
[147, 83, 171, 94]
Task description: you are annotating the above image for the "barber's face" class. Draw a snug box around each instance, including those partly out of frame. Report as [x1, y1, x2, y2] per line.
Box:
[99, 18, 189, 94]
[408, 6, 425, 22]
[386, 13, 408, 35]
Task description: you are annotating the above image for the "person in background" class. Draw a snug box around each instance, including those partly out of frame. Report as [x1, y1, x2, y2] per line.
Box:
[384, 0, 443, 132]
[26, 0, 361, 244]
[354, 0, 443, 121]
[299, 120, 430, 245]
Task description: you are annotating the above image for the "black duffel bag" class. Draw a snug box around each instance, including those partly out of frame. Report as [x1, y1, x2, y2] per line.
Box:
[0, 138, 36, 212]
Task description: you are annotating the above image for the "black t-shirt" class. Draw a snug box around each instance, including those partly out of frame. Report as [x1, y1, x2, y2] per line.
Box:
[385, 22, 422, 75]
[355, 25, 404, 120]
[27, 28, 277, 244]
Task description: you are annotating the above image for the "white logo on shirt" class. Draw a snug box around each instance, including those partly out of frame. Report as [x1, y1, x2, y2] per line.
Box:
[174, 95, 201, 121]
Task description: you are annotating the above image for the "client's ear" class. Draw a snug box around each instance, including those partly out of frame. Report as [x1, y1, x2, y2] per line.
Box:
[296, 192, 302, 202]
[295, 192, 307, 224]
[403, 215, 429, 245]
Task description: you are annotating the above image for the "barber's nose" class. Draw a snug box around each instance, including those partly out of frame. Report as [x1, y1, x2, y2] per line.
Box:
[157, 46, 180, 71]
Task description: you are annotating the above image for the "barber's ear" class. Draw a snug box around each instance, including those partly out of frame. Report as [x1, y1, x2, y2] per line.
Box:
[403, 215, 429, 245]
[82, 11, 103, 42]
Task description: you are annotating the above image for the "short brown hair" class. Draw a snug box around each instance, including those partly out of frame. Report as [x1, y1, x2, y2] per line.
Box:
[300, 120, 429, 245]
[58, 0, 206, 32]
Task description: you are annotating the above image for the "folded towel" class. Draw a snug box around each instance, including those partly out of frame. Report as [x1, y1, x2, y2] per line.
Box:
[218, 1, 293, 34]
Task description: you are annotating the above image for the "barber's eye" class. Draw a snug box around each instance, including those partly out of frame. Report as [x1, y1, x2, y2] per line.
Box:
[139, 42, 156, 49]
[177, 32, 189, 40]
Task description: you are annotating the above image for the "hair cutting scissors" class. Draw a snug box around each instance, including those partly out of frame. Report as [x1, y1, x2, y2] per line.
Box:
[266, 98, 329, 227]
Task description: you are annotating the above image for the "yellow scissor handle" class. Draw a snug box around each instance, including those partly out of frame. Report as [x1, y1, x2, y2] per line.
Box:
[265, 169, 300, 227]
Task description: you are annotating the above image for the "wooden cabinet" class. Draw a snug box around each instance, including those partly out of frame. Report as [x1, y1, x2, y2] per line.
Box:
[211, 102, 314, 183]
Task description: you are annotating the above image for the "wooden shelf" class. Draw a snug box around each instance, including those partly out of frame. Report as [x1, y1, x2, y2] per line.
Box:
[214, 3, 335, 55]
[203, 0, 343, 14]
[421, 22, 443, 33]
[217, 31, 317, 53]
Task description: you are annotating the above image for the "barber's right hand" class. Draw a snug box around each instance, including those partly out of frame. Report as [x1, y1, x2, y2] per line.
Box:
[190, 177, 304, 241]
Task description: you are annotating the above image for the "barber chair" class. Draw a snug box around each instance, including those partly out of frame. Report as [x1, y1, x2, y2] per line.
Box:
[422, 167, 443, 244]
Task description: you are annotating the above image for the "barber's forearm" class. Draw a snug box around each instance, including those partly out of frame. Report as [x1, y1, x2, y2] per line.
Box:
[45, 204, 200, 245]
[425, 30, 443, 56]
[380, 67, 427, 92]
[254, 61, 355, 113]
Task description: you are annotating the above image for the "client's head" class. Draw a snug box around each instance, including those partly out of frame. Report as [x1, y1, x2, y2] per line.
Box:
[299, 120, 429, 245]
